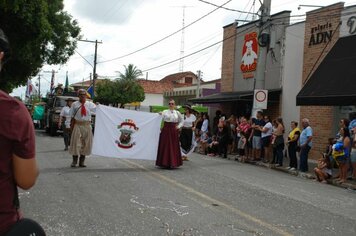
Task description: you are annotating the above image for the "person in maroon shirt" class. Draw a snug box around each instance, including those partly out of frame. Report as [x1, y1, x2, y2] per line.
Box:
[0, 29, 39, 235]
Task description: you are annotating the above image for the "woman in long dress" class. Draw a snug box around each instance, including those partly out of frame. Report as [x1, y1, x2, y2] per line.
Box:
[156, 99, 184, 169]
[180, 104, 197, 161]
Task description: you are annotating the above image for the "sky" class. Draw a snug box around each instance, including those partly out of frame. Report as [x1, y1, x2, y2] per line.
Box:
[11, 0, 356, 99]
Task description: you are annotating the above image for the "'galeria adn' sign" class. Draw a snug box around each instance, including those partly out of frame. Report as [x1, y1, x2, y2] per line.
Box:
[309, 22, 333, 46]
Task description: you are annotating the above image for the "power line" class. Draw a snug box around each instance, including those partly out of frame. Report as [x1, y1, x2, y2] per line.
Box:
[197, 0, 258, 15]
[97, 0, 233, 64]
[75, 49, 93, 68]
[140, 5, 356, 74]
[141, 24, 256, 72]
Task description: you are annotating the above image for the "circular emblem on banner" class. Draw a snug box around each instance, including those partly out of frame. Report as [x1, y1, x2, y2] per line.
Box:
[255, 90, 267, 102]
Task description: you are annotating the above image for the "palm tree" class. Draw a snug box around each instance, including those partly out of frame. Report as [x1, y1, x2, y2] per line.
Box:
[118, 64, 143, 80]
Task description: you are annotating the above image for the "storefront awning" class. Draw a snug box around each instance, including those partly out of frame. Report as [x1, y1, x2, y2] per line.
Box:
[296, 35, 356, 106]
[189, 89, 281, 104]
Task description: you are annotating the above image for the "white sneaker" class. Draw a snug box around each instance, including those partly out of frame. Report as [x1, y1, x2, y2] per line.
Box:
[290, 167, 296, 171]
[286, 167, 291, 170]
[275, 164, 280, 167]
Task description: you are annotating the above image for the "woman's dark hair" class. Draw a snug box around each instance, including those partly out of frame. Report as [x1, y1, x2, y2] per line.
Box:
[341, 127, 350, 138]
[291, 121, 298, 127]
[0, 28, 10, 62]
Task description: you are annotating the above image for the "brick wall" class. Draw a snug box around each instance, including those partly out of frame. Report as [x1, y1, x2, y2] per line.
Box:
[300, 3, 343, 159]
[221, 24, 236, 92]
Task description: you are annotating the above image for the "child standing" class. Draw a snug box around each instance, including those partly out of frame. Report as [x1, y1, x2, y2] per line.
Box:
[238, 131, 247, 162]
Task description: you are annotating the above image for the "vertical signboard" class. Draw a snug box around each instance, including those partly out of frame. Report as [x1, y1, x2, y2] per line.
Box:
[240, 32, 258, 79]
[253, 89, 268, 110]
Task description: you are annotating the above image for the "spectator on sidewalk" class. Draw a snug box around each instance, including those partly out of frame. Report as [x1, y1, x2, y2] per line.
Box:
[207, 135, 218, 156]
[286, 121, 301, 171]
[351, 126, 356, 179]
[333, 127, 351, 183]
[216, 123, 229, 158]
[259, 116, 273, 163]
[273, 117, 285, 167]
[299, 118, 313, 172]
[250, 111, 265, 161]
[237, 116, 252, 160]
[238, 131, 248, 162]
[314, 154, 332, 183]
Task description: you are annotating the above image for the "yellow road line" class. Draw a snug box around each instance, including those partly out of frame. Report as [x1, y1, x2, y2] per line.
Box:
[122, 159, 293, 236]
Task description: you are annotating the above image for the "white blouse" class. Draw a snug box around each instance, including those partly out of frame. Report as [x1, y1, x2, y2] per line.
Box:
[162, 109, 183, 128]
[182, 114, 196, 128]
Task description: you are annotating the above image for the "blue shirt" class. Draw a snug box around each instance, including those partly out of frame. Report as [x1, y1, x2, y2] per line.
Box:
[299, 126, 313, 147]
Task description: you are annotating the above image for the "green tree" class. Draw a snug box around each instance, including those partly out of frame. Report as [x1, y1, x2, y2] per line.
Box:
[0, 0, 81, 92]
[118, 64, 143, 80]
[95, 78, 145, 108]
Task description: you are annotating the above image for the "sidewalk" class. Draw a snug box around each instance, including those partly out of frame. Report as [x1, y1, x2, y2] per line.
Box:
[218, 153, 356, 190]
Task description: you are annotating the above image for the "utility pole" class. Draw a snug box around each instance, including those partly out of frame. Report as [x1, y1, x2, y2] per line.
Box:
[252, 0, 271, 116]
[78, 39, 102, 98]
[196, 70, 201, 98]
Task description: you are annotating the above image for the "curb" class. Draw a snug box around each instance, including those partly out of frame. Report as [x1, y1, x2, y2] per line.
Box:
[229, 155, 356, 190]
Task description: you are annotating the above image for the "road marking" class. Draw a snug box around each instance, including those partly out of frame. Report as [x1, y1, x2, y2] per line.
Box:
[121, 159, 293, 236]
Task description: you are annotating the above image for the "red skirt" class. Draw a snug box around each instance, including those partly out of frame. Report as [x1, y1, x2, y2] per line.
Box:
[156, 122, 182, 168]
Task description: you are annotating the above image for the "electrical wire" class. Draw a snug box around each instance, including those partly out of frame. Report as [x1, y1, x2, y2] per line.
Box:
[197, 0, 258, 15]
[141, 24, 256, 72]
[75, 50, 93, 68]
[97, 0, 233, 64]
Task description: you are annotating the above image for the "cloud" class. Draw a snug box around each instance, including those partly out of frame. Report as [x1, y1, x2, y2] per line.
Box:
[72, 0, 146, 25]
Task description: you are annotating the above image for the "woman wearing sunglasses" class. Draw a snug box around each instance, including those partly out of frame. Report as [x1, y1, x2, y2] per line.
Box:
[156, 99, 184, 169]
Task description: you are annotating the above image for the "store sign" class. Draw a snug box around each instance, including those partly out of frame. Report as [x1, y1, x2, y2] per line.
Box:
[309, 22, 333, 46]
[340, 9, 356, 38]
[240, 32, 258, 79]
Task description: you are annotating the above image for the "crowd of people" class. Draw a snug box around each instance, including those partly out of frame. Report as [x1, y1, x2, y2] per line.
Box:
[172, 107, 356, 185]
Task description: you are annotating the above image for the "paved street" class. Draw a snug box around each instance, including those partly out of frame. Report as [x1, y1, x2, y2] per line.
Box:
[20, 130, 356, 236]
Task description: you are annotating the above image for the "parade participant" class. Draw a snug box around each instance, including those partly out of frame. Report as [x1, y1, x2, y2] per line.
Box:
[58, 97, 74, 150]
[0, 28, 41, 235]
[180, 104, 196, 161]
[156, 99, 184, 169]
[69, 89, 96, 167]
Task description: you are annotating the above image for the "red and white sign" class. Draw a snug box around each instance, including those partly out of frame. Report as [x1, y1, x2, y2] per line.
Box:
[241, 32, 258, 78]
[253, 89, 268, 109]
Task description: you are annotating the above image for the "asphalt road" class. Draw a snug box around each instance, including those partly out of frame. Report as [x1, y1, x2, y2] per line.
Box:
[19, 130, 356, 236]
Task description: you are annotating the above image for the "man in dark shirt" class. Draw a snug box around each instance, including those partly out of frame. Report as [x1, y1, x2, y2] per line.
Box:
[249, 111, 265, 161]
[0, 28, 38, 235]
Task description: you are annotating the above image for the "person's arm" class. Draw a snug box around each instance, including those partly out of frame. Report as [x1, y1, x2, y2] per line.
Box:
[12, 103, 39, 190]
[177, 111, 184, 129]
[13, 154, 38, 190]
[58, 107, 64, 128]
[260, 125, 269, 134]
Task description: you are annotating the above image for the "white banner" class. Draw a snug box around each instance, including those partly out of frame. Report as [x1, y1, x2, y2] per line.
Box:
[92, 105, 162, 160]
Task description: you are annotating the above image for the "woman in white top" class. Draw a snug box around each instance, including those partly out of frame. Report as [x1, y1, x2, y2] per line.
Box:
[259, 116, 273, 163]
[156, 99, 184, 169]
[180, 104, 196, 161]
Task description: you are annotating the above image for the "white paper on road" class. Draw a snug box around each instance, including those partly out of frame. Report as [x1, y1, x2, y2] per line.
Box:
[92, 105, 161, 160]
